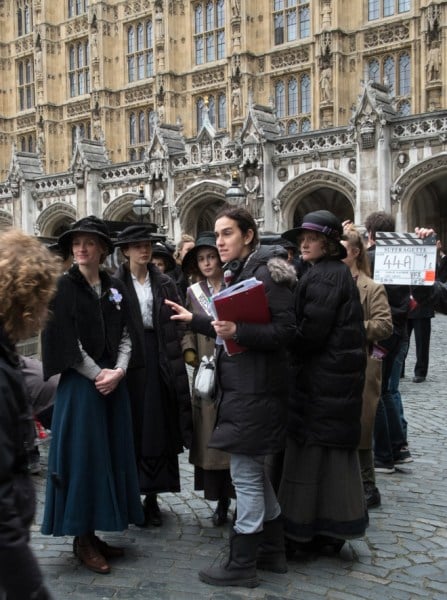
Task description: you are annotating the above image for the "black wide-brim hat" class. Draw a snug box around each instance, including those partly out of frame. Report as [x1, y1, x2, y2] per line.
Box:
[282, 210, 347, 259]
[115, 224, 166, 247]
[151, 242, 176, 271]
[182, 231, 221, 275]
[58, 215, 114, 255]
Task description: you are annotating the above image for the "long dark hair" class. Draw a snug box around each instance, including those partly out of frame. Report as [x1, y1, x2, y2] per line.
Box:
[214, 205, 259, 251]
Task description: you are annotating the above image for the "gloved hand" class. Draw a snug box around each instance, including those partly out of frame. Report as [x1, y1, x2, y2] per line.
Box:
[183, 349, 199, 368]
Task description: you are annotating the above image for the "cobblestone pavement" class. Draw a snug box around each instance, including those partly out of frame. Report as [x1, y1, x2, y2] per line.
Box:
[31, 314, 447, 600]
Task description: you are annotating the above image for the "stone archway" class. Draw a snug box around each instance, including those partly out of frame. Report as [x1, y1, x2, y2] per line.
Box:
[278, 169, 356, 230]
[102, 193, 141, 222]
[36, 202, 76, 237]
[175, 180, 227, 236]
[394, 154, 447, 243]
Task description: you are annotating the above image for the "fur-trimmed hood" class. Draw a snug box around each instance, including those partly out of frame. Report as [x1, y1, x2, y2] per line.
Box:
[267, 256, 297, 287]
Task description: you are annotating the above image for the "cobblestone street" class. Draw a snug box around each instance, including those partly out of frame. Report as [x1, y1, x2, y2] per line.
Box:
[31, 314, 447, 600]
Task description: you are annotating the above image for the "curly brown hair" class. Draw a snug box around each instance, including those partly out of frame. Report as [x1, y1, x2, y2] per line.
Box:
[0, 229, 60, 343]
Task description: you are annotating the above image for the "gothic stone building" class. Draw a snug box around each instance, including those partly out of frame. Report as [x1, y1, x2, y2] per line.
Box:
[0, 0, 447, 243]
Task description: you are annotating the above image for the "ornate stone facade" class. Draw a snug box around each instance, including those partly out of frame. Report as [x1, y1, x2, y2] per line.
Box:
[0, 0, 446, 242]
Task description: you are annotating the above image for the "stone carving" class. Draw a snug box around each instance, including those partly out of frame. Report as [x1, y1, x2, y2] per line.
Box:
[426, 42, 442, 82]
[364, 22, 410, 49]
[244, 166, 260, 218]
[271, 47, 310, 70]
[151, 178, 165, 226]
[320, 65, 332, 102]
[192, 67, 225, 88]
[231, 81, 242, 118]
[231, 0, 240, 18]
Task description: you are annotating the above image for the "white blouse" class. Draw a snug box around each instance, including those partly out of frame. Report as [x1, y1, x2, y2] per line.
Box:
[131, 271, 154, 328]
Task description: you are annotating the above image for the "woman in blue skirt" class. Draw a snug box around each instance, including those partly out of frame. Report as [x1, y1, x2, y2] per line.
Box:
[41, 216, 144, 575]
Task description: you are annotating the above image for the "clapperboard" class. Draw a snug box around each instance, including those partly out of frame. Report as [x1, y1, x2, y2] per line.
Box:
[373, 232, 437, 286]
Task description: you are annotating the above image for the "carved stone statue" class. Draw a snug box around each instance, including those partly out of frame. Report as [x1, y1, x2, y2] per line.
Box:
[244, 167, 260, 218]
[426, 42, 442, 81]
[231, 82, 242, 118]
[232, 0, 241, 17]
[320, 65, 332, 101]
[152, 179, 165, 226]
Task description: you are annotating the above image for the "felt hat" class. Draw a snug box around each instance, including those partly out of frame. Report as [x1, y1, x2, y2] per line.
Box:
[151, 241, 177, 271]
[182, 231, 221, 275]
[58, 215, 114, 255]
[114, 224, 166, 247]
[282, 210, 347, 259]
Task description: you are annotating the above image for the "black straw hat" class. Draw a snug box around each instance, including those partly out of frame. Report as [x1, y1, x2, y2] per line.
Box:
[115, 224, 166, 247]
[182, 231, 220, 275]
[58, 215, 114, 255]
[282, 210, 347, 259]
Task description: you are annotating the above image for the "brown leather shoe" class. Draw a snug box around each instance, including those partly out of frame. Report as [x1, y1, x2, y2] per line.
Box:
[92, 534, 125, 558]
[73, 536, 111, 574]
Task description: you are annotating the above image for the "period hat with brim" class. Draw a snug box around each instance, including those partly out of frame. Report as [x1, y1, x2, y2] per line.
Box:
[182, 231, 220, 275]
[114, 224, 166, 247]
[151, 242, 176, 271]
[282, 210, 347, 259]
[58, 215, 114, 255]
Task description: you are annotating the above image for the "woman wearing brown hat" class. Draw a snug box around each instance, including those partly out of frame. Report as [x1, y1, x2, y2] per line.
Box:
[181, 232, 235, 526]
[41, 216, 144, 575]
[279, 210, 368, 555]
[115, 225, 192, 527]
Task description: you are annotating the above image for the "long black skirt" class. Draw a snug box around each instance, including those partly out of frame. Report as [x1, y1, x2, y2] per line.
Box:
[127, 330, 180, 495]
[279, 438, 369, 542]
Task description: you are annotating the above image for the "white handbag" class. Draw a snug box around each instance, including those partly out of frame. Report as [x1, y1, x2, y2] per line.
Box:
[194, 355, 216, 402]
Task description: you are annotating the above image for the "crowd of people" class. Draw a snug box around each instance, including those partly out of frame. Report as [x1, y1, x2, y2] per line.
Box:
[1, 205, 446, 596]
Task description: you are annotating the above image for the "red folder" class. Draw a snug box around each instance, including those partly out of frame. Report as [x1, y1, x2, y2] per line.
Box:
[212, 278, 271, 356]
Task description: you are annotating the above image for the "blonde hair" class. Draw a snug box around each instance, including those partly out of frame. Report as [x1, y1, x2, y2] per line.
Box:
[344, 226, 371, 277]
[0, 229, 61, 343]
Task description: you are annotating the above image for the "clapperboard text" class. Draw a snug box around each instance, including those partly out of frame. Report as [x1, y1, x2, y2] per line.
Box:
[373, 232, 437, 286]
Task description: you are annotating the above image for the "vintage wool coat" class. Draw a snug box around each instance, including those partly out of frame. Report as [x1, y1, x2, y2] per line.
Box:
[355, 271, 393, 449]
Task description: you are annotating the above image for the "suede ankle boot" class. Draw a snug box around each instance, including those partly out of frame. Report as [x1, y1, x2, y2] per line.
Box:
[199, 529, 261, 588]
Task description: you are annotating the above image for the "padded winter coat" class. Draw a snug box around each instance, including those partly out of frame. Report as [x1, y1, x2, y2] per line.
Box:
[288, 258, 367, 450]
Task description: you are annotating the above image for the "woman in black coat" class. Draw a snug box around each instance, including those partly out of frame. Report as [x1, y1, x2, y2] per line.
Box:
[279, 210, 368, 554]
[167, 207, 296, 588]
[115, 225, 192, 527]
[0, 228, 59, 600]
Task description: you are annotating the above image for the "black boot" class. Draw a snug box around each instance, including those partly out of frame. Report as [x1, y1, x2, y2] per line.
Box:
[257, 515, 288, 573]
[212, 498, 230, 526]
[143, 494, 162, 526]
[199, 529, 261, 588]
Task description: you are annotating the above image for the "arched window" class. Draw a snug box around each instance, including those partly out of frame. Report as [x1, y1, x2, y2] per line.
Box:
[137, 23, 144, 51]
[384, 56, 395, 92]
[128, 26, 135, 53]
[397, 99, 411, 116]
[368, 59, 380, 82]
[300, 74, 311, 113]
[127, 20, 154, 83]
[399, 52, 410, 95]
[197, 98, 205, 130]
[368, 0, 411, 20]
[288, 78, 298, 115]
[195, 5, 203, 34]
[194, 1, 225, 65]
[288, 120, 298, 135]
[275, 81, 285, 118]
[218, 93, 226, 129]
[300, 117, 311, 132]
[207, 95, 216, 126]
[139, 112, 145, 143]
[129, 113, 136, 145]
[17, 2, 33, 36]
[17, 57, 34, 110]
[273, 0, 310, 46]
[68, 40, 89, 97]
